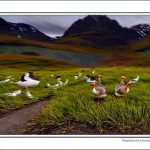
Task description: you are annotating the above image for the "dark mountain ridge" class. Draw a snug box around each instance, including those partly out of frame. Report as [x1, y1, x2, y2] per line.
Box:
[63, 15, 140, 40]
[0, 16, 150, 49]
[0, 18, 54, 42]
[55, 15, 144, 47]
[131, 24, 150, 39]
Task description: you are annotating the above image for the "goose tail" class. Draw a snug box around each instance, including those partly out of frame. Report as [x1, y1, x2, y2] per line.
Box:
[130, 76, 139, 84]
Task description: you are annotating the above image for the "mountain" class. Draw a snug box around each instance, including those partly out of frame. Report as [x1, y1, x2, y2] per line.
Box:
[0, 16, 149, 67]
[0, 15, 150, 54]
[131, 24, 150, 39]
[57, 15, 140, 47]
[0, 18, 54, 43]
[63, 15, 139, 40]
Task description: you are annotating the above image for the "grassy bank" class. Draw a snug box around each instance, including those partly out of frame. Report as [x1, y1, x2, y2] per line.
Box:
[0, 54, 77, 114]
[36, 67, 150, 134]
[0, 55, 150, 134]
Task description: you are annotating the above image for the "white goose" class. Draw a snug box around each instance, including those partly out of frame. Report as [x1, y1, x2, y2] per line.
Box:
[74, 74, 79, 80]
[4, 90, 22, 97]
[0, 78, 10, 83]
[16, 72, 40, 98]
[84, 75, 96, 83]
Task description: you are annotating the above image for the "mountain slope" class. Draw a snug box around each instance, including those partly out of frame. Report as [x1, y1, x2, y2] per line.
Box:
[56, 15, 140, 48]
[131, 24, 150, 39]
[63, 15, 139, 40]
[0, 18, 54, 42]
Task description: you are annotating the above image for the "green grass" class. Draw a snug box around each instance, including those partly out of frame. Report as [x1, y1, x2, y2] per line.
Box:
[0, 58, 150, 133]
[0, 55, 77, 114]
[36, 67, 150, 133]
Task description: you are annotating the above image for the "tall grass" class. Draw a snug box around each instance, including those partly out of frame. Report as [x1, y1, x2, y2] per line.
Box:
[38, 67, 150, 132]
[0, 65, 150, 133]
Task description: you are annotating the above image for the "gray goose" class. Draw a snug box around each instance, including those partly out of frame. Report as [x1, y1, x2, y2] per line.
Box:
[91, 75, 107, 103]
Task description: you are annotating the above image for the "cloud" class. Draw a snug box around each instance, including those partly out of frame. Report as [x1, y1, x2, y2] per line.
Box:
[108, 15, 150, 27]
[26, 20, 66, 36]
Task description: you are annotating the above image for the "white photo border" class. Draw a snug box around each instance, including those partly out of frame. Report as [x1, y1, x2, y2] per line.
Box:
[0, 1, 150, 149]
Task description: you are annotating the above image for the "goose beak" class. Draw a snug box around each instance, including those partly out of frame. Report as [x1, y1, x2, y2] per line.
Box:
[127, 81, 132, 86]
[91, 83, 96, 88]
[98, 75, 102, 78]
[121, 76, 126, 80]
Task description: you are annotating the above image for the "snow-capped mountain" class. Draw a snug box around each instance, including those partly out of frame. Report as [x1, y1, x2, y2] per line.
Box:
[131, 24, 150, 39]
[0, 18, 54, 42]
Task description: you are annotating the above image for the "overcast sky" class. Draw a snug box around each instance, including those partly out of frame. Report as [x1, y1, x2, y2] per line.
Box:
[1, 15, 150, 37]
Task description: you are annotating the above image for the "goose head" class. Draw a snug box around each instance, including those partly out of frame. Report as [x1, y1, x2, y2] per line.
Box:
[121, 76, 126, 81]
[126, 81, 132, 87]
[91, 83, 96, 89]
[120, 76, 126, 84]
[28, 72, 39, 80]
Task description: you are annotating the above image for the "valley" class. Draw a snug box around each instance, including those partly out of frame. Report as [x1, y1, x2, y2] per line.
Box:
[0, 15, 149, 135]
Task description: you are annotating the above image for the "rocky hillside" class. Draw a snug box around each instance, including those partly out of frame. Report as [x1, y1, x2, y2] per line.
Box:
[0, 18, 54, 43]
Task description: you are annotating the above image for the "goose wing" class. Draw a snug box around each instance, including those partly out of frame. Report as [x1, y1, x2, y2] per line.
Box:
[94, 86, 106, 95]
[115, 85, 127, 95]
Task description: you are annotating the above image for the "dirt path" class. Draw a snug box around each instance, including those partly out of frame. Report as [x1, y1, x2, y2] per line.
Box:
[0, 100, 48, 135]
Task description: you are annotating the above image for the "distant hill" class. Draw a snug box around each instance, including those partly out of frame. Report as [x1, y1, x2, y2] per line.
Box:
[131, 24, 150, 39]
[0, 18, 54, 43]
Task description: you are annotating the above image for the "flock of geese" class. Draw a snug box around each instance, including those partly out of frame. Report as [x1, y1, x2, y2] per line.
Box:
[0, 70, 139, 103]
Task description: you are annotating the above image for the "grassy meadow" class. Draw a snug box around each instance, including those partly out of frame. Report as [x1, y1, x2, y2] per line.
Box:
[0, 56, 149, 134]
[0, 54, 77, 114]
[36, 67, 150, 134]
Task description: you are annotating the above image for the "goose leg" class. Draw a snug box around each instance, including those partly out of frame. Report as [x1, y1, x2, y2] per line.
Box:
[25, 88, 34, 98]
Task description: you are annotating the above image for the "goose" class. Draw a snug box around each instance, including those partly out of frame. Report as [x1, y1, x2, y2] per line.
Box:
[0, 76, 15, 83]
[56, 76, 61, 81]
[46, 77, 68, 89]
[75, 71, 82, 80]
[55, 75, 63, 85]
[74, 74, 79, 80]
[46, 83, 59, 89]
[115, 76, 139, 97]
[115, 81, 132, 97]
[51, 74, 54, 77]
[96, 75, 102, 84]
[85, 75, 96, 83]
[115, 76, 127, 96]
[6, 76, 12, 79]
[88, 77, 96, 83]
[15, 72, 40, 98]
[58, 80, 63, 85]
[120, 76, 126, 85]
[131, 76, 139, 83]
[91, 82, 107, 103]
[53, 83, 60, 89]
[78, 72, 82, 77]
[0, 78, 10, 83]
[26, 91, 34, 99]
[83, 75, 90, 81]
[92, 69, 95, 74]
[46, 83, 51, 88]
[63, 79, 68, 86]
[83, 75, 93, 83]
[4, 90, 22, 97]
